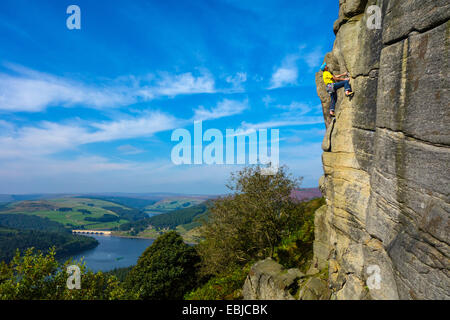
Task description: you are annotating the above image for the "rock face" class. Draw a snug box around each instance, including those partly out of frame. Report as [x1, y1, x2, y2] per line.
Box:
[243, 258, 303, 300]
[314, 0, 450, 299]
[242, 258, 330, 300]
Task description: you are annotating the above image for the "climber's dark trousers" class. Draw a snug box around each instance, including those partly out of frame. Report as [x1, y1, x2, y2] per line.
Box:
[329, 80, 352, 111]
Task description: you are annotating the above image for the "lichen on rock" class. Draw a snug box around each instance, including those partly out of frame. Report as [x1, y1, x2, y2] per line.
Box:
[243, 0, 449, 300]
[314, 0, 450, 300]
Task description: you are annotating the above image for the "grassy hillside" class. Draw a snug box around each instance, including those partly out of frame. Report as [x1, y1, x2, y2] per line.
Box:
[75, 196, 157, 209]
[0, 195, 212, 233]
[113, 201, 209, 241]
[147, 202, 209, 229]
[0, 198, 132, 230]
[144, 197, 205, 215]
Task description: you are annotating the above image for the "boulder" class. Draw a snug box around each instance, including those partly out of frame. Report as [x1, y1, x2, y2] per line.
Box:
[242, 258, 304, 300]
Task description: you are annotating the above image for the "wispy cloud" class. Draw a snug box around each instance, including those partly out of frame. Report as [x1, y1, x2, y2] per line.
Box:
[225, 72, 247, 92]
[149, 72, 215, 97]
[0, 64, 217, 112]
[0, 71, 133, 112]
[0, 156, 132, 179]
[303, 47, 324, 70]
[240, 117, 324, 131]
[275, 101, 313, 116]
[193, 99, 248, 121]
[117, 144, 145, 155]
[0, 112, 179, 159]
[0, 97, 254, 160]
[269, 54, 299, 89]
[0, 156, 237, 194]
[268, 45, 324, 89]
[262, 95, 275, 107]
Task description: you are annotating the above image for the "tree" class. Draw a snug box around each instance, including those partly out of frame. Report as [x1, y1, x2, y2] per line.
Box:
[0, 248, 125, 300]
[197, 165, 305, 275]
[125, 231, 200, 299]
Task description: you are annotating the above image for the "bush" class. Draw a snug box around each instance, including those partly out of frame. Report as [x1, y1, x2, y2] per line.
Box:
[0, 248, 125, 300]
[105, 266, 133, 282]
[273, 197, 325, 272]
[125, 231, 200, 299]
[185, 265, 250, 300]
[197, 165, 305, 276]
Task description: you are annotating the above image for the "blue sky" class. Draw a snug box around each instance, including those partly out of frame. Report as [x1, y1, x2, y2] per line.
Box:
[0, 0, 338, 194]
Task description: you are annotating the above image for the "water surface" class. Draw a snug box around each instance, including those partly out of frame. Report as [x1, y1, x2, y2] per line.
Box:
[70, 235, 154, 272]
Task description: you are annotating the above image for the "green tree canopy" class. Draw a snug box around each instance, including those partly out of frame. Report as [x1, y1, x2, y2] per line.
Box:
[125, 231, 200, 299]
[198, 165, 306, 275]
[0, 247, 125, 300]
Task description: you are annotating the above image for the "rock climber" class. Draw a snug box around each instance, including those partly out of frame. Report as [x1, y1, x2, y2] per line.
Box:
[320, 62, 354, 117]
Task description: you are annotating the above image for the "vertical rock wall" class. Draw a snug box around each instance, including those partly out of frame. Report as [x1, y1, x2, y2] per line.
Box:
[314, 0, 449, 299]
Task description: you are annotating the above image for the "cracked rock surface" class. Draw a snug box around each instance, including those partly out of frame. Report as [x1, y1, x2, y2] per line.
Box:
[314, 0, 449, 300]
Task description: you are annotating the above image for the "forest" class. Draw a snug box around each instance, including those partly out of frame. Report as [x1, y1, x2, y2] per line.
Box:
[0, 228, 98, 262]
[0, 214, 98, 262]
[116, 201, 209, 233]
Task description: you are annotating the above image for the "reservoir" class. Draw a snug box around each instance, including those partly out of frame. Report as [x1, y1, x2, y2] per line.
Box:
[70, 235, 154, 272]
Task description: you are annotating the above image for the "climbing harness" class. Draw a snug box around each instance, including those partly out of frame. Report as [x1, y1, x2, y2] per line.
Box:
[326, 83, 335, 94]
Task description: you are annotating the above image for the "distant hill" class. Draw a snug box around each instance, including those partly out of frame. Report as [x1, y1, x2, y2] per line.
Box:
[147, 202, 210, 230]
[0, 192, 216, 202]
[0, 227, 98, 263]
[0, 193, 218, 231]
[0, 194, 72, 202]
[0, 214, 68, 233]
[291, 188, 322, 202]
[75, 195, 158, 210]
[144, 197, 207, 216]
[116, 201, 209, 235]
[0, 198, 132, 230]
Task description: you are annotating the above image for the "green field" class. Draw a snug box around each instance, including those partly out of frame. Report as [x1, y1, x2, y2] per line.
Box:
[113, 224, 201, 243]
[0, 198, 129, 230]
[144, 197, 205, 215]
[114, 225, 162, 239]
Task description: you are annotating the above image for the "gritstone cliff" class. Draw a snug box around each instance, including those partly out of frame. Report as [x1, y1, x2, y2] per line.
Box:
[244, 0, 449, 300]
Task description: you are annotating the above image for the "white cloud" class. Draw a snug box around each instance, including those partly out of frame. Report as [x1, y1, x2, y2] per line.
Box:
[236, 101, 323, 131]
[0, 155, 238, 194]
[262, 95, 274, 107]
[303, 47, 324, 69]
[0, 97, 253, 160]
[88, 112, 179, 142]
[268, 45, 324, 89]
[275, 101, 312, 115]
[0, 112, 179, 159]
[0, 156, 132, 179]
[283, 128, 326, 143]
[193, 99, 248, 121]
[117, 144, 145, 155]
[239, 117, 324, 131]
[225, 72, 247, 91]
[0, 64, 217, 112]
[0, 72, 134, 112]
[269, 54, 299, 89]
[150, 72, 215, 96]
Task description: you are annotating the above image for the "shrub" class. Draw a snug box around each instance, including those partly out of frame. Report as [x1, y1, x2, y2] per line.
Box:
[185, 265, 250, 300]
[125, 231, 200, 299]
[273, 197, 325, 272]
[0, 248, 125, 300]
[197, 165, 305, 276]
